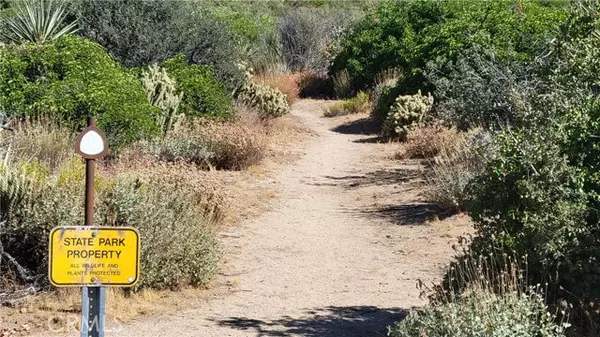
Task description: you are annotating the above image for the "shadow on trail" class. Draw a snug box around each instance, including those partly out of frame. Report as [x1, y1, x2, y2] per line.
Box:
[330, 118, 379, 136]
[307, 167, 421, 189]
[320, 168, 421, 188]
[311, 167, 455, 225]
[356, 204, 455, 226]
[215, 306, 406, 337]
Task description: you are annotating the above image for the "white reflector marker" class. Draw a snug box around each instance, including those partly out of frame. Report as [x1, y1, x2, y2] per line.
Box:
[80, 131, 105, 156]
[75, 123, 109, 159]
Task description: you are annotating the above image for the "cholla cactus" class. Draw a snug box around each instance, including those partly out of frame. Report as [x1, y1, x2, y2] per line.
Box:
[383, 90, 434, 140]
[141, 64, 184, 137]
[235, 65, 290, 119]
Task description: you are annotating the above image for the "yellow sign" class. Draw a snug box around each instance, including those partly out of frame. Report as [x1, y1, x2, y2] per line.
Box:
[49, 226, 140, 287]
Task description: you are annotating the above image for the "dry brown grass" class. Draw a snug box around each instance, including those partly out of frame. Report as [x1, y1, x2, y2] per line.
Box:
[418, 126, 485, 212]
[396, 122, 465, 160]
[1, 287, 210, 336]
[128, 106, 268, 172]
[255, 73, 301, 106]
[2, 119, 74, 170]
[112, 159, 231, 223]
[196, 120, 267, 171]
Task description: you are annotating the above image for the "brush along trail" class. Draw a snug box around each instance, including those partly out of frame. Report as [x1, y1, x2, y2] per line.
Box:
[42, 99, 470, 337]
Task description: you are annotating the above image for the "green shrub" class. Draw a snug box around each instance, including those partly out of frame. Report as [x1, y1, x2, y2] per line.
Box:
[425, 45, 535, 130]
[70, 0, 244, 90]
[0, 158, 220, 290]
[202, 0, 278, 46]
[0, 36, 160, 149]
[236, 68, 290, 119]
[331, 0, 565, 92]
[389, 288, 567, 337]
[382, 90, 433, 140]
[467, 122, 590, 302]
[100, 176, 220, 289]
[141, 136, 214, 167]
[162, 55, 233, 119]
[324, 91, 370, 117]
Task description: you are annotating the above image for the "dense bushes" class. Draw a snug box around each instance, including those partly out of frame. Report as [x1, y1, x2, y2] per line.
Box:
[162, 55, 233, 119]
[70, 0, 244, 90]
[389, 289, 566, 337]
[331, 0, 565, 93]
[425, 46, 532, 129]
[100, 176, 220, 289]
[0, 36, 160, 149]
[0, 126, 222, 290]
[397, 2, 600, 334]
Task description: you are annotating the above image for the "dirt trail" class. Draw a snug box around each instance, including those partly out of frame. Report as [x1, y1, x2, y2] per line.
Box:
[43, 100, 470, 337]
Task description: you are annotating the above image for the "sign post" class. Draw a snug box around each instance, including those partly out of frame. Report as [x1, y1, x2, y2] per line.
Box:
[48, 117, 140, 337]
[80, 117, 108, 337]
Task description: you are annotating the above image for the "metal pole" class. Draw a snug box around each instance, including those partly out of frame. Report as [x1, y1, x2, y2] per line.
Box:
[81, 117, 106, 337]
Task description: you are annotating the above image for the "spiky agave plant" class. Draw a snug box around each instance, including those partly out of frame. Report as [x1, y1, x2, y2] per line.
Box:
[2, 0, 78, 44]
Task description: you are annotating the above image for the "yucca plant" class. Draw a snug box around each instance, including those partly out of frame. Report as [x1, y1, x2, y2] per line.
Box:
[2, 0, 78, 44]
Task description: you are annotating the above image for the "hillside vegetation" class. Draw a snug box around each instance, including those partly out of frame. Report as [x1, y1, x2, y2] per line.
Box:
[0, 0, 362, 296]
[328, 1, 600, 336]
[2, 0, 600, 336]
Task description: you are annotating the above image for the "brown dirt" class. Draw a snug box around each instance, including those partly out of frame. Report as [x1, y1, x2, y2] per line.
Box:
[24, 99, 471, 337]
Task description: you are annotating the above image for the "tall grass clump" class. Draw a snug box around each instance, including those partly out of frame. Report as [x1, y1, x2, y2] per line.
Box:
[370, 68, 402, 109]
[324, 91, 371, 117]
[332, 69, 352, 99]
[423, 128, 488, 212]
[389, 252, 569, 337]
[7, 120, 74, 170]
[141, 116, 267, 171]
[397, 122, 462, 160]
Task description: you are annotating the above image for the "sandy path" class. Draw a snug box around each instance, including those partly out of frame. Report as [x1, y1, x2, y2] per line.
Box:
[41, 100, 469, 337]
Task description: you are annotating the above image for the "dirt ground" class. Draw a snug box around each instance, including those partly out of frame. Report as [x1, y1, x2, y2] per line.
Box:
[8, 99, 471, 337]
